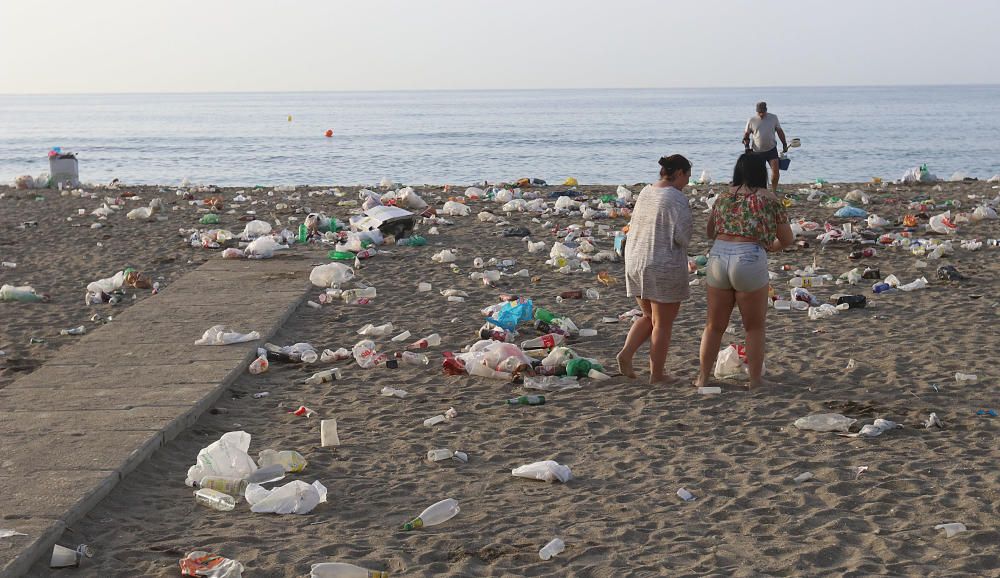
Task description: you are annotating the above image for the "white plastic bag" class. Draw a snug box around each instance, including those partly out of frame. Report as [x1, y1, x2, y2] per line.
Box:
[185, 431, 258, 486]
[511, 460, 573, 483]
[244, 480, 327, 514]
[494, 189, 514, 203]
[432, 249, 457, 263]
[194, 325, 261, 346]
[554, 196, 579, 211]
[712, 344, 761, 379]
[245, 236, 285, 259]
[616, 185, 633, 203]
[793, 413, 857, 432]
[240, 220, 272, 240]
[352, 339, 386, 369]
[441, 201, 471, 216]
[928, 211, 957, 234]
[397, 187, 427, 210]
[309, 263, 355, 288]
[87, 270, 125, 295]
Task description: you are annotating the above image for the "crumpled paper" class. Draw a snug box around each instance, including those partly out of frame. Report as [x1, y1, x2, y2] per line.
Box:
[194, 325, 261, 346]
[511, 460, 572, 483]
[244, 480, 328, 514]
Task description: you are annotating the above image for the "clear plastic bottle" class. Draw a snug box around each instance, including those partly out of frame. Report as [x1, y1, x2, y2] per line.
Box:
[246, 464, 285, 484]
[397, 351, 429, 365]
[789, 276, 824, 288]
[539, 538, 565, 560]
[194, 488, 236, 511]
[520, 334, 566, 350]
[310, 562, 389, 578]
[197, 476, 248, 497]
[401, 498, 460, 531]
[304, 368, 342, 385]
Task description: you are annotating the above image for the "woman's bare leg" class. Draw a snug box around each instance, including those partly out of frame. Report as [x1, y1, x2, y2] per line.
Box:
[617, 298, 652, 378]
[648, 300, 681, 384]
[735, 285, 772, 388]
[696, 286, 737, 387]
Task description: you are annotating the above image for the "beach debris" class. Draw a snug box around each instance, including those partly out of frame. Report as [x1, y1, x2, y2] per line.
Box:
[194, 325, 260, 346]
[248, 351, 269, 374]
[258, 449, 307, 473]
[194, 488, 236, 511]
[401, 498, 460, 531]
[352, 339, 388, 369]
[954, 372, 978, 383]
[380, 386, 408, 398]
[976, 409, 998, 417]
[840, 418, 901, 438]
[320, 348, 351, 363]
[0, 284, 49, 303]
[714, 343, 762, 379]
[309, 263, 355, 288]
[427, 449, 467, 463]
[539, 538, 566, 561]
[794, 413, 857, 433]
[854, 466, 869, 479]
[523, 375, 581, 392]
[676, 488, 696, 502]
[934, 523, 968, 538]
[311, 563, 388, 578]
[793, 472, 815, 483]
[50, 544, 93, 569]
[924, 413, 944, 429]
[289, 406, 316, 418]
[185, 431, 258, 487]
[0, 529, 27, 539]
[321, 419, 340, 447]
[245, 480, 327, 514]
[357, 323, 393, 337]
[304, 369, 341, 385]
[512, 460, 572, 483]
[180, 551, 244, 577]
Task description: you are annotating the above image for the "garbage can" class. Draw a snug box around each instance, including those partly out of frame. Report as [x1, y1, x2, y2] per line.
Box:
[48, 152, 79, 188]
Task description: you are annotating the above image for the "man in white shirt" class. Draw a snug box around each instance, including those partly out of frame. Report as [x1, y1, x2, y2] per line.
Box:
[742, 101, 788, 192]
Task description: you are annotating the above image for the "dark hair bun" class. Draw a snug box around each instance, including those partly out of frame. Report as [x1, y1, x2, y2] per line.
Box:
[658, 154, 692, 176]
[658, 156, 670, 168]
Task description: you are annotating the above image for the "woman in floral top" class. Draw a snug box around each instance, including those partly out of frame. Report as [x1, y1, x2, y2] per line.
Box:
[695, 153, 793, 389]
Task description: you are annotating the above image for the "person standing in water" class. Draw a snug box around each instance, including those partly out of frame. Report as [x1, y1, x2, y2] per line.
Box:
[742, 101, 788, 192]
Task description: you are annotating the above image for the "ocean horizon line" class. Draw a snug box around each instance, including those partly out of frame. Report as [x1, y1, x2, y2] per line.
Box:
[2, 82, 998, 98]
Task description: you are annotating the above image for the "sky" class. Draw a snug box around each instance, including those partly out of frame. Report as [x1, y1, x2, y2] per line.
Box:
[1, 0, 998, 94]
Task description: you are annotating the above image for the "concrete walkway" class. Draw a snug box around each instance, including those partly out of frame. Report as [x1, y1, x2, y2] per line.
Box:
[0, 255, 313, 577]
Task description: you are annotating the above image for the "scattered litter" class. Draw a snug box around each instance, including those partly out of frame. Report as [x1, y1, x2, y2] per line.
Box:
[179, 551, 244, 577]
[794, 413, 857, 432]
[934, 523, 967, 538]
[511, 460, 572, 483]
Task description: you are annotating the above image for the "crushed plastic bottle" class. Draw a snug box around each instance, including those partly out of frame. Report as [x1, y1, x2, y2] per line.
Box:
[401, 498, 460, 531]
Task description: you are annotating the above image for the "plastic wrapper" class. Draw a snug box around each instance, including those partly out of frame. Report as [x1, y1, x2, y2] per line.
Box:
[309, 263, 355, 288]
[185, 431, 258, 486]
[194, 325, 260, 346]
[793, 413, 857, 433]
[244, 480, 327, 514]
[511, 460, 573, 483]
[179, 551, 244, 578]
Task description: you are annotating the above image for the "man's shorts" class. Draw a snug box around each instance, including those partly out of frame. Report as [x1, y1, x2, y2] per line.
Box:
[755, 147, 780, 162]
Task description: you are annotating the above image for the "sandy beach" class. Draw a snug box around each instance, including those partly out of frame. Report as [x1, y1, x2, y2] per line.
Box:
[2, 179, 998, 577]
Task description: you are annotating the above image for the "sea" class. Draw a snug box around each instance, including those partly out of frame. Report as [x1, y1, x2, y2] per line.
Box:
[1, 85, 998, 187]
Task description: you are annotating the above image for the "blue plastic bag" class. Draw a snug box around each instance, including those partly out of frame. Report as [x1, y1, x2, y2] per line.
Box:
[834, 206, 868, 218]
[486, 299, 533, 332]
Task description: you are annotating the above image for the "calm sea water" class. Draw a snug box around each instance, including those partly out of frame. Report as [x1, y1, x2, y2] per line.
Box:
[1, 86, 998, 186]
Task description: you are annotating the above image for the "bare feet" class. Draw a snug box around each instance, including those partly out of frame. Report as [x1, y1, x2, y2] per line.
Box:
[616, 353, 637, 379]
[650, 374, 680, 386]
[693, 373, 714, 388]
[748, 377, 779, 389]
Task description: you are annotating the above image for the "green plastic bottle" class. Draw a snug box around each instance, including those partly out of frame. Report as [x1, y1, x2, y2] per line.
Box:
[505, 395, 545, 406]
[199, 214, 220, 225]
[534, 308, 557, 323]
[298, 223, 308, 243]
[328, 250, 355, 261]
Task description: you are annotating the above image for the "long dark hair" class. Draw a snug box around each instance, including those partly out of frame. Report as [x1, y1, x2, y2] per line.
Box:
[659, 154, 691, 179]
[732, 153, 768, 189]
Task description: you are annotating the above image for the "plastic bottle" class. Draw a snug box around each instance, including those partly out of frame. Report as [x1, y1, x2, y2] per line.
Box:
[773, 300, 808, 311]
[578, 328, 597, 337]
[872, 282, 893, 294]
[391, 330, 412, 342]
[789, 276, 824, 288]
[427, 449, 455, 462]
[520, 334, 566, 350]
[397, 351, 429, 365]
[343, 287, 377, 303]
[506, 395, 545, 406]
[423, 415, 446, 427]
[304, 368, 342, 385]
[245, 464, 285, 484]
[298, 223, 308, 243]
[534, 308, 558, 323]
[401, 498, 460, 531]
[697, 387, 722, 394]
[198, 476, 249, 497]
[258, 449, 308, 473]
[194, 488, 236, 511]
[310, 563, 389, 578]
[407, 333, 441, 349]
[539, 538, 565, 561]
[849, 248, 876, 259]
[955, 372, 978, 383]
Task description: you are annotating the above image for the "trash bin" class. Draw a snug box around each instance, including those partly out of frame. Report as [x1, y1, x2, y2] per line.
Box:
[48, 152, 79, 188]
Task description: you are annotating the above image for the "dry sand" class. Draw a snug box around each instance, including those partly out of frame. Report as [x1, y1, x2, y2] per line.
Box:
[3, 180, 998, 577]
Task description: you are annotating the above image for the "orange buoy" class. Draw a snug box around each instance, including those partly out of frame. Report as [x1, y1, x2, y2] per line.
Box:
[324, 129, 333, 138]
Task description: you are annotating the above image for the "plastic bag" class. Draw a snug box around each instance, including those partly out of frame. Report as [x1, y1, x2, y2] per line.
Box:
[928, 211, 957, 234]
[0, 284, 47, 303]
[502, 199, 528, 212]
[87, 271, 125, 295]
[834, 206, 868, 218]
[793, 413, 857, 432]
[352, 339, 387, 368]
[240, 220, 272, 240]
[843, 418, 901, 438]
[245, 236, 285, 259]
[432, 249, 457, 263]
[309, 263, 355, 288]
[486, 299, 533, 332]
[554, 196, 579, 210]
[397, 187, 427, 210]
[194, 325, 260, 346]
[511, 460, 573, 483]
[494, 189, 514, 203]
[179, 551, 244, 578]
[185, 431, 258, 486]
[441, 201, 471, 216]
[244, 480, 327, 514]
[713, 344, 756, 379]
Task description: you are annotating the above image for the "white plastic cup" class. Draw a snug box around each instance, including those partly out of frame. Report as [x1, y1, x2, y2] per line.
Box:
[321, 419, 340, 447]
[50, 544, 92, 568]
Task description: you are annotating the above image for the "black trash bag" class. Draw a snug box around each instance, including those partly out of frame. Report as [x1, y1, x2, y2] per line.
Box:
[936, 265, 968, 281]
